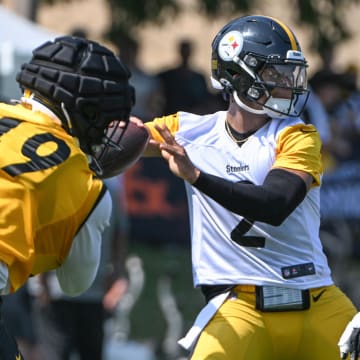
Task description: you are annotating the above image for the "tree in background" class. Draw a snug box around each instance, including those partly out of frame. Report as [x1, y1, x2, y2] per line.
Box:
[35, 0, 360, 70]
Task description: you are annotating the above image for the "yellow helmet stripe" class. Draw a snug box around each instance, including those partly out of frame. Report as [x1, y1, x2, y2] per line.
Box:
[267, 16, 298, 50]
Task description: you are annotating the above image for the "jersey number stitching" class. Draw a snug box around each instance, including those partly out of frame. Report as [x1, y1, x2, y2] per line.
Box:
[230, 179, 266, 248]
[0, 119, 71, 176]
[231, 218, 265, 247]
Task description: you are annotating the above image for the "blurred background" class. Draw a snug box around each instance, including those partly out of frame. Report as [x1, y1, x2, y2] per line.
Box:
[1, 1, 360, 360]
[2, 0, 360, 97]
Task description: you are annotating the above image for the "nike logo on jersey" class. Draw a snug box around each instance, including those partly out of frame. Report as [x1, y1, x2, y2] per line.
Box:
[312, 289, 326, 302]
[16, 354, 22, 360]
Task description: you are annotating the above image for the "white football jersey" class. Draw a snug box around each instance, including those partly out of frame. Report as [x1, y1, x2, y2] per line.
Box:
[146, 111, 333, 290]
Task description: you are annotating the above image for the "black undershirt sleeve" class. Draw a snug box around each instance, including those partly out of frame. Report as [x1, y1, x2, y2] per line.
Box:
[192, 168, 307, 226]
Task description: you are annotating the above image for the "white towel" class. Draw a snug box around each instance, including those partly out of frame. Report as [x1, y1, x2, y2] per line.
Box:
[177, 291, 231, 351]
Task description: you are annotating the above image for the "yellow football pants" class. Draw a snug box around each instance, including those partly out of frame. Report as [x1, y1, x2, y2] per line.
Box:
[191, 284, 357, 360]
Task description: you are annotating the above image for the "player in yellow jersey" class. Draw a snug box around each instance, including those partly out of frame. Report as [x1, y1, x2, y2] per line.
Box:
[0, 36, 134, 359]
[127, 15, 357, 360]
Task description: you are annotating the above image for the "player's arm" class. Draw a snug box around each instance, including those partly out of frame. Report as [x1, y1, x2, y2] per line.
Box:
[55, 189, 112, 296]
[130, 115, 183, 157]
[129, 116, 161, 157]
[154, 123, 316, 226]
[192, 168, 309, 226]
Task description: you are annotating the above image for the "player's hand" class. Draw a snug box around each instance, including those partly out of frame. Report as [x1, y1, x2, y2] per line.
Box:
[338, 312, 360, 359]
[154, 124, 200, 184]
[129, 116, 146, 128]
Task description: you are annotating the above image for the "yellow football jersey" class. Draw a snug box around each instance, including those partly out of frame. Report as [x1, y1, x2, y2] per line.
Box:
[0, 103, 104, 292]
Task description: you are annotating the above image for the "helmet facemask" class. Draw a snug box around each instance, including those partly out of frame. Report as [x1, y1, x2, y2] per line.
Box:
[88, 119, 129, 176]
[242, 52, 309, 118]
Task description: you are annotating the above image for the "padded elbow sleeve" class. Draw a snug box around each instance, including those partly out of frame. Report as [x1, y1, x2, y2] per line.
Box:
[193, 168, 307, 225]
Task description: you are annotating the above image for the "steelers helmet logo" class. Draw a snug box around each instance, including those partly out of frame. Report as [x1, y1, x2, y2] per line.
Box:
[218, 30, 243, 61]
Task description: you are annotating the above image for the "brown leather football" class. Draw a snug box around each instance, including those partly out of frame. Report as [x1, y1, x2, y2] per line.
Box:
[95, 122, 149, 179]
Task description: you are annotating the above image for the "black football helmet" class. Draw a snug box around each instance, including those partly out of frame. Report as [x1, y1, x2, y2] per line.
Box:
[16, 36, 135, 161]
[211, 15, 309, 118]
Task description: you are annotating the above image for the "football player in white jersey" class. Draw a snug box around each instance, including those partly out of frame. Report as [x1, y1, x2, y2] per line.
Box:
[128, 15, 357, 359]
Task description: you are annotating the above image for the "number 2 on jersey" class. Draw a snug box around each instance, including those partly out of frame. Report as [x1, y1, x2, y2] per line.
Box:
[230, 179, 266, 248]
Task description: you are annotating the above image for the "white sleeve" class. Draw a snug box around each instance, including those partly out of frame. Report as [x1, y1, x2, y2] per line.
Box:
[55, 189, 112, 296]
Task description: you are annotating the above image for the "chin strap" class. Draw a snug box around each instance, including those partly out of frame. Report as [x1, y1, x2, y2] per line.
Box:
[233, 91, 267, 115]
[233, 91, 296, 119]
[60, 102, 73, 132]
[211, 76, 294, 118]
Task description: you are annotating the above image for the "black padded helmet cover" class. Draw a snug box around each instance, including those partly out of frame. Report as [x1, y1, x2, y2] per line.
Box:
[16, 36, 135, 154]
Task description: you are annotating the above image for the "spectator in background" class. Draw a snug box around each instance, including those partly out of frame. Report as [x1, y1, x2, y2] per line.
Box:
[331, 64, 360, 163]
[70, 27, 88, 39]
[36, 176, 129, 360]
[309, 69, 348, 118]
[115, 33, 164, 122]
[302, 87, 332, 146]
[302, 87, 334, 172]
[158, 38, 216, 115]
[309, 69, 355, 168]
[1, 285, 40, 360]
[115, 34, 204, 358]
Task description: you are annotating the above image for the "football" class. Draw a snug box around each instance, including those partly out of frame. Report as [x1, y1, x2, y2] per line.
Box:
[95, 121, 149, 179]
